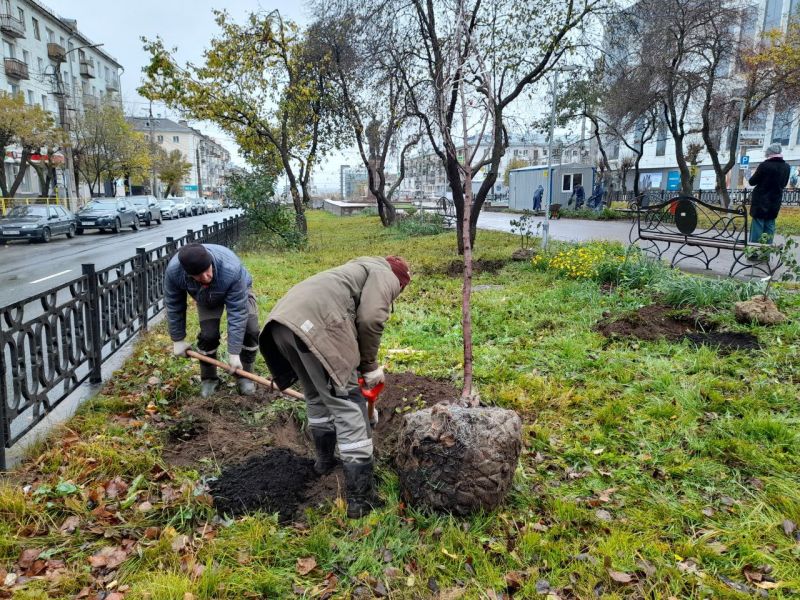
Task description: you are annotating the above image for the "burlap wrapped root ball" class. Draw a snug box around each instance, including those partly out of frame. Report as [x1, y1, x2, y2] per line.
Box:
[395, 404, 522, 515]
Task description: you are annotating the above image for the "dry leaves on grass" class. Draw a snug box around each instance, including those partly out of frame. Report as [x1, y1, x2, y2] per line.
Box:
[296, 556, 317, 575]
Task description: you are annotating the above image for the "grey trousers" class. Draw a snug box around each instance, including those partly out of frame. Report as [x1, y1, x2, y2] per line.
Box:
[270, 323, 372, 463]
[196, 289, 260, 368]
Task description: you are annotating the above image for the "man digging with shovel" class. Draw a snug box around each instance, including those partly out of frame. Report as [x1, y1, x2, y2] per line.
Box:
[259, 256, 411, 518]
[165, 243, 260, 398]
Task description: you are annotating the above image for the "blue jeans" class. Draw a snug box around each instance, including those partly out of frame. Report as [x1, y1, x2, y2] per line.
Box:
[749, 218, 776, 244]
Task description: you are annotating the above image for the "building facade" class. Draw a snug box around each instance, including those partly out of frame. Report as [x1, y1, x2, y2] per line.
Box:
[600, 0, 800, 195]
[1, 0, 123, 200]
[128, 117, 232, 198]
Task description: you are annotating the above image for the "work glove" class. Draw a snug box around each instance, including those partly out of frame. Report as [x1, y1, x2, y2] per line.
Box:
[172, 340, 191, 358]
[370, 407, 380, 428]
[361, 366, 385, 389]
[227, 354, 243, 374]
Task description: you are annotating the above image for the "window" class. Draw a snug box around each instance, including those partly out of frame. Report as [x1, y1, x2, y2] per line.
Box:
[3, 40, 15, 59]
[655, 125, 668, 156]
[763, 0, 783, 31]
[22, 49, 29, 65]
[41, 94, 47, 110]
[173, 136, 180, 143]
[27, 90, 34, 105]
[46, 28, 54, 43]
[105, 66, 109, 80]
[157, 135, 164, 143]
[59, 36, 65, 48]
[9, 83, 19, 96]
[32, 18, 40, 40]
[562, 173, 583, 192]
[67, 42, 74, 62]
[49, 206, 59, 218]
[37, 57, 43, 73]
[772, 109, 793, 145]
[17, 8, 25, 29]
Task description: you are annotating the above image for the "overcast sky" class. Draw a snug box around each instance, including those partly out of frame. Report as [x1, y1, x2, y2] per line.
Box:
[54, 0, 352, 192]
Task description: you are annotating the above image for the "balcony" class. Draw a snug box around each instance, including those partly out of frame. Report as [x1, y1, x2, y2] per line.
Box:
[47, 43, 66, 62]
[106, 76, 120, 92]
[82, 94, 99, 108]
[0, 13, 24, 37]
[79, 59, 96, 79]
[4, 58, 29, 80]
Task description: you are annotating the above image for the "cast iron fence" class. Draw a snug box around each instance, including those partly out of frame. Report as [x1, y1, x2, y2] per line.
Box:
[0, 216, 243, 469]
[606, 189, 800, 207]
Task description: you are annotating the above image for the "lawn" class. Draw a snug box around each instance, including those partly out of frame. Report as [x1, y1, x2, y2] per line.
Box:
[1, 211, 799, 599]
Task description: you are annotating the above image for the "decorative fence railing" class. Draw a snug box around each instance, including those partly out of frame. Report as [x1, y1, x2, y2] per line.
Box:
[0, 216, 243, 469]
[607, 189, 800, 207]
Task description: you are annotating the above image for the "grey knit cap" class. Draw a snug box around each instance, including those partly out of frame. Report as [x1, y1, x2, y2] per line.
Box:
[766, 143, 782, 156]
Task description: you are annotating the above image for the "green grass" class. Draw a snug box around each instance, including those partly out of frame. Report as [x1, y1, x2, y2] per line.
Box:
[2, 210, 800, 598]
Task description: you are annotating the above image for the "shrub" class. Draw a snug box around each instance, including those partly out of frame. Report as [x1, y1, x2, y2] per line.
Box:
[595, 250, 673, 289]
[393, 212, 446, 237]
[532, 241, 626, 279]
[558, 207, 629, 221]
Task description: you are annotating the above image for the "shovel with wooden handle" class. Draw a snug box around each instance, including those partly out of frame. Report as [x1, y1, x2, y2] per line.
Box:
[186, 349, 304, 401]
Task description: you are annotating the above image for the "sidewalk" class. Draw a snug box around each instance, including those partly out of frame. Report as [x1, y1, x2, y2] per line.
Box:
[477, 211, 797, 280]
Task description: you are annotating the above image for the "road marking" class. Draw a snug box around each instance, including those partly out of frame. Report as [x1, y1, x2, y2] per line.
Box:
[141, 242, 155, 247]
[30, 270, 72, 284]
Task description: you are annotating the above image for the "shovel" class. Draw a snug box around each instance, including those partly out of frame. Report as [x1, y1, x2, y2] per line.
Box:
[186, 349, 304, 401]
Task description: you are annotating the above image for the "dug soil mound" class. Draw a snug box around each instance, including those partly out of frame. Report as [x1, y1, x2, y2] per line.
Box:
[162, 372, 459, 521]
[424, 258, 509, 277]
[596, 304, 711, 341]
[596, 304, 759, 352]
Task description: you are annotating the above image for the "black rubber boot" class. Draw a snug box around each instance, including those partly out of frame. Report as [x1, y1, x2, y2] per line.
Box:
[343, 459, 380, 518]
[311, 429, 337, 475]
[237, 362, 257, 396]
[199, 358, 219, 399]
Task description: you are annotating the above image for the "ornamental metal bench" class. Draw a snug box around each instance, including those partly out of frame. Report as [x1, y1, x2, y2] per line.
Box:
[435, 196, 457, 227]
[629, 195, 770, 278]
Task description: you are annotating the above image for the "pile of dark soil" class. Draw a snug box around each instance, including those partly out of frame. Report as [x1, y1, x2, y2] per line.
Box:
[595, 304, 710, 341]
[596, 304, 760, 352]
[424, 258, 509, 277]
[162, 372, 459, 520]
[209, 448, 317, 522]
[684, 331, 760, 353]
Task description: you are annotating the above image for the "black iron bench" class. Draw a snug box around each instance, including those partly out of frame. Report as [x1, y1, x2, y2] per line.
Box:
[630, 195, 769, 278]
[435, 196, 457, 227]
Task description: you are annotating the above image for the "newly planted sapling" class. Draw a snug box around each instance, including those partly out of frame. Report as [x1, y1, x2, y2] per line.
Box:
[746, 237, 800, 299]
[509, 210, 542, 251]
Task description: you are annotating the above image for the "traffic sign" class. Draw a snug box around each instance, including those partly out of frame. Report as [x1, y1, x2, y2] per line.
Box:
[740, 155, 750, 166]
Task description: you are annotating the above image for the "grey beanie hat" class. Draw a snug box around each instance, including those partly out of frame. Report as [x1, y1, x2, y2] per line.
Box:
[766, 143, 782, 156]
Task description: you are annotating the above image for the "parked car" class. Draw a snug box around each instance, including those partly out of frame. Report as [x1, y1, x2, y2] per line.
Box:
[125, 195, 163, 226]
[0, 204, 77, 243]
[158, 199, 180, 220]
[171, 197, 189, 217]
[76, 198, 140, 234]
[204, 199, 218, 213]
[189, 197, 206, 216]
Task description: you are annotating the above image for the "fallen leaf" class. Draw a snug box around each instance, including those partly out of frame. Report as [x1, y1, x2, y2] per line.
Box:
[171, 535, 190, 553]
[428, 577, 440, 593]
[592, 447, 605, 455]
[88, 546, 129, 570]
[59, 515, 81, 534]
[597, 487, 617, 503]
[753, 581, 779, 590]
[701, 507, 715, 518]
[719, 575, 768, 598]
[441, 547, 458, 559]
[183, 593, 196, 600]
[296, 556, 317, 575]
[4, 572, 17, 587]
[138, 501, 153, 512]
[382, 549, 393, 563]
[708, 542, 728, 555]
[438, 588, 466, 600]
[105, 594, 125, 600]
[607, 568, 634, 584]
[782, 519, 796, 538]
[535, 578, 551, 594]
[595, 509, 613, 522]
[17, 548, 42, 569]
[384, 567, 402, 578]
[636, 559, 656, 577]
[504, 570, 524, 592]
[743, 564, 764, 583]
[143, 526, 161, 540]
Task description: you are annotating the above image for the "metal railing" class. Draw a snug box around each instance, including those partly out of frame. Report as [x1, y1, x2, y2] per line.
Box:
[4, 57, 29, 80]
[0, 14, 25, 38]
[606, 189, 800, 207]
[0, 216, 243, 468]
[1, 197, 69, 216]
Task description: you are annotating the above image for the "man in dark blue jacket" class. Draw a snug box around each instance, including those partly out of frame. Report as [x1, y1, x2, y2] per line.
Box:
[164, 243, 260, 397]
[749, 143, 790, 244]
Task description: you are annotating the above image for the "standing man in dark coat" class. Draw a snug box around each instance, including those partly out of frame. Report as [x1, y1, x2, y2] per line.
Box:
[259, 256, 411, 518]
[165, 243, 260, 398]
[532, 185, 544, 212]
[748, 143, 790, 244]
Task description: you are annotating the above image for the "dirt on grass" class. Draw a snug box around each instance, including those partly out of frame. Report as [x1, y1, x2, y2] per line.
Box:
[596, 304, 760, 352]
[162, 372, 459, 521]
[424, 258, 510, 277]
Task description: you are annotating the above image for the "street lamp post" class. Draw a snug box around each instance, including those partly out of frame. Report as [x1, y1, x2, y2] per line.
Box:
[542, 64, 578, 251]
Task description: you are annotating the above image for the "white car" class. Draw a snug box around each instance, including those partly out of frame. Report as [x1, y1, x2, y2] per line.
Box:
[170, 197, 189, 217]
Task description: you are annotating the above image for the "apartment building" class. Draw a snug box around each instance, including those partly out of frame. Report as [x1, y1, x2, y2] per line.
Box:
[601, 0, 800, 194]
[1, 0, 123, 198]
[128, 117, 232, 198]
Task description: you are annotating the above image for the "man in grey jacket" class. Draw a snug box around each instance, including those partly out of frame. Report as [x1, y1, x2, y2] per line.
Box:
[165, 243, 260, 398]
[259, 256, 411, 518]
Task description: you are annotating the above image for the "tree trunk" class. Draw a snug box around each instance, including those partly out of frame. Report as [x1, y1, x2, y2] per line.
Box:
[9, 151, 32, 197]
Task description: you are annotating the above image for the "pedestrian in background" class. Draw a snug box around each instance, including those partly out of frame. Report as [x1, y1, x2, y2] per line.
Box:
[165, 243, 260, 398]
[259, 256, 411, 518]
[748, 143, 790, 245]
[532, 184, 544, 212]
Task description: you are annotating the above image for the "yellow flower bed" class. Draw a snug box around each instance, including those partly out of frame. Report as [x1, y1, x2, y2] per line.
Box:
[532, 241, 626, 279]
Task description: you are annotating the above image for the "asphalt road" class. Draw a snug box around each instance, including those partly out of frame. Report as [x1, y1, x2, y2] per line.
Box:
[0, 208, 240, 307]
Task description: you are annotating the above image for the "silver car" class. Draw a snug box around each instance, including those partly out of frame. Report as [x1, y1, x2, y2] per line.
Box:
[158, 199, 180, 220]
